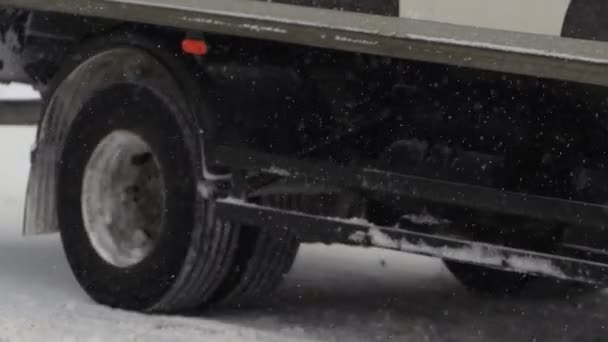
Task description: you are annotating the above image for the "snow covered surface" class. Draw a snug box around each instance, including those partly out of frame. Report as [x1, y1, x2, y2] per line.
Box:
[0, 85, 607, 341]
[401, 212, 451, 226]
[0, 83, 40, 100]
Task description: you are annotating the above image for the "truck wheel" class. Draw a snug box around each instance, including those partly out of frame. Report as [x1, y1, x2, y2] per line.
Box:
[444, 261, 529, 296]
[212, 194, 300, 306]
[54, 41, 240, 312]
[213, 193, 354, 306]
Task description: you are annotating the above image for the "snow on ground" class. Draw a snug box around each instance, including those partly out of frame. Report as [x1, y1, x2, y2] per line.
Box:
[0, 83, 40, 100]
[0, 84, 607, 341]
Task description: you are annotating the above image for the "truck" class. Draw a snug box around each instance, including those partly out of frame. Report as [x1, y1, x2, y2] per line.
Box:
[1, 0, 608, 313]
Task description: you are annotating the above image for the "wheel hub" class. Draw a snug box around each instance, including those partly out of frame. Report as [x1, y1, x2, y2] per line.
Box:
[81, 130, 166, 268]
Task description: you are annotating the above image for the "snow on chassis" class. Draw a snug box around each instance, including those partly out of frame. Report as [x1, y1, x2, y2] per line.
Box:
[1, 0, 608, 312]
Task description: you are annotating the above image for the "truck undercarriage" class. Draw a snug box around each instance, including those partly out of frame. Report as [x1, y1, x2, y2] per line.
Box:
[2, 0, 608, 311]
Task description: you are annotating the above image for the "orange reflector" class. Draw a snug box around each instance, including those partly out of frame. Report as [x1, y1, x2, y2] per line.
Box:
[181, 38, 208, 56]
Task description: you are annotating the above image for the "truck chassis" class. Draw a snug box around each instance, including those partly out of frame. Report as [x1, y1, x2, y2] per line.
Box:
[2, 0, 608, 311]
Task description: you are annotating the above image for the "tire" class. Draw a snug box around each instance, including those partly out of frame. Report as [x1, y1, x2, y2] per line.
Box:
[212, 194, 301, 306]
[211, 192, 363, 306]
[54, 35, 240, 312]
[53, 32, 304, 311]
[444, 261, 529, 296]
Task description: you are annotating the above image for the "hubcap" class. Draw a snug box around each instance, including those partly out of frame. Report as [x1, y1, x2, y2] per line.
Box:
[81, 130, 166, 268]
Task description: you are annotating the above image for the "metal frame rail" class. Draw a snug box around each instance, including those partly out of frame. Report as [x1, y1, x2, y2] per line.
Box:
[216, 199, 607, 284]
[212, 145, 608, 284]
[214, 146, 608, 230]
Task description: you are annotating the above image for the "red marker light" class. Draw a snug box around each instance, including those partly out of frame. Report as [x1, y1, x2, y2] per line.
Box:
[181, 38, 208, 56]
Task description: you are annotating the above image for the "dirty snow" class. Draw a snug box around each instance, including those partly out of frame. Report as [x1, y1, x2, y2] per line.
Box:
[367, 227, 572, 280]
[262, 166, 292, 177]
[401, 211, 451, 226]
[0, 84, 608, 341]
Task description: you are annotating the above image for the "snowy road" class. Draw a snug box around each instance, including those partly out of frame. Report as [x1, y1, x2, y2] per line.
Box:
[0, 91, 607, 341]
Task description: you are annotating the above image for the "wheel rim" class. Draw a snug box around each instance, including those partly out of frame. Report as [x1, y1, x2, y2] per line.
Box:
[81, 130, 166, 268]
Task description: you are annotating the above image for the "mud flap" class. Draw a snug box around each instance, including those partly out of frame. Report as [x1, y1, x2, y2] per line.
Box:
[22, 49, 108, 235]
[22, 94, 77, 235]
[23, 143, 59, 235]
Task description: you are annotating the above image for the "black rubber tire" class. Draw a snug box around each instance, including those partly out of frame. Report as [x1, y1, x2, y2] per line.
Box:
[444, 261, 529, 296]
[54, 36, 240, 312]
[212, 194, 301, 306]
[212, 192, 363, 306]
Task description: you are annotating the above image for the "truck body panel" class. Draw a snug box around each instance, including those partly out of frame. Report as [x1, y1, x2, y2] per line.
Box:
[0, 0, 608, 87]
[398, 0, 570, 35]
[272, 0, 572, 35]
